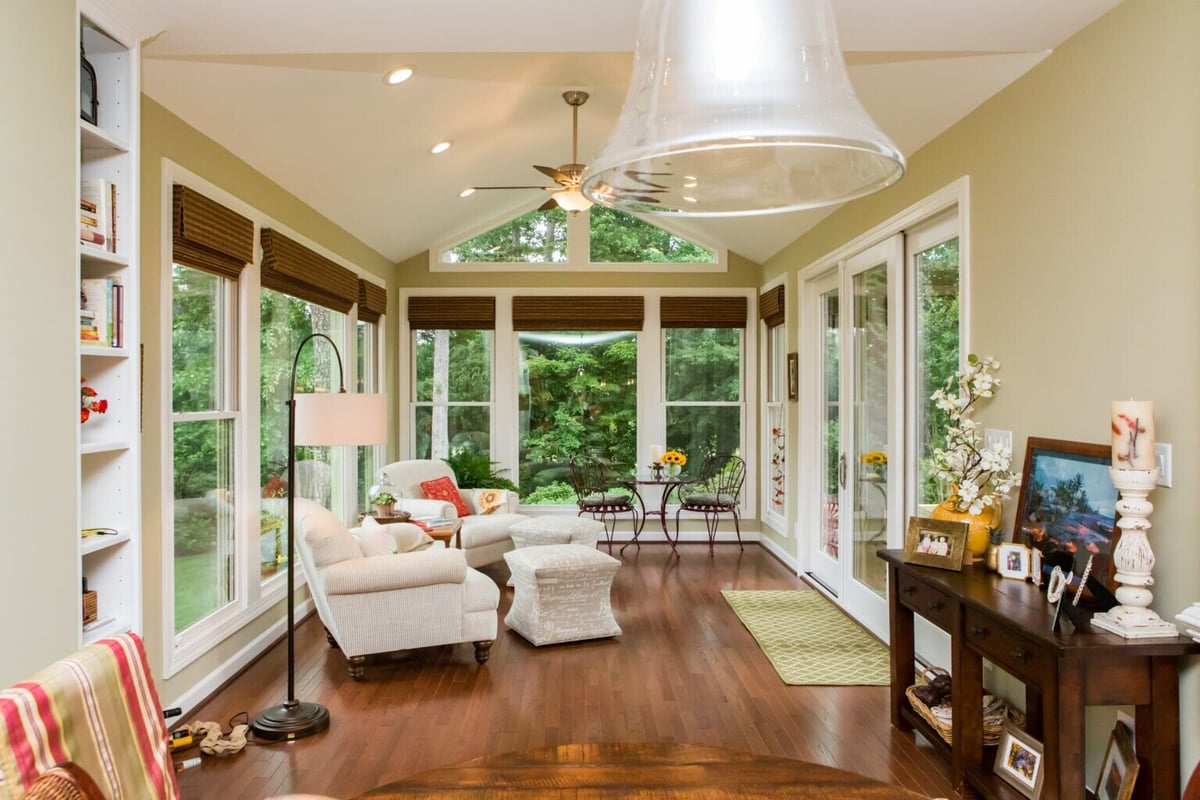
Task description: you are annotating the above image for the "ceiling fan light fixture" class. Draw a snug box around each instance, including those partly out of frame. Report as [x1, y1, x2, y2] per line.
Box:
[552, 186, 593, 213]
[581, 0, 905, 217]
[430, 141, 452, 155]
[383, 65, 414, 86]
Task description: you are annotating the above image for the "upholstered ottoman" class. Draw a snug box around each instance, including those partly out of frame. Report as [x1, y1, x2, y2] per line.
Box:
[507, 516, 606, 550]
[503, 544, 622, 646]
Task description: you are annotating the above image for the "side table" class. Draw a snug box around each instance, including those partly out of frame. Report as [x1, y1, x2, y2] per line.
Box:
[618, 475, 694, 554]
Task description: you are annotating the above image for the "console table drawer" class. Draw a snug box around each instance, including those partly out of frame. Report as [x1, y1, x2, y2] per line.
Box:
[896, 572, 954, 631]
[965, 608, 1051, 681]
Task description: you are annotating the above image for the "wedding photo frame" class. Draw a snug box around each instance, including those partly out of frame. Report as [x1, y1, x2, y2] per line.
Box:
[997, 543, 1031, 580]
[994, 722, 1046, 799]
[902, 517, 968, 571]
[1013, 437, 1120, 590]
[1096, 722, 1138, 800]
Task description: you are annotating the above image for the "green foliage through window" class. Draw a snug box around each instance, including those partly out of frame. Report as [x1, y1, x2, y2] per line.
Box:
[444, 208, 568, 263]
[589, 206, 714, 263]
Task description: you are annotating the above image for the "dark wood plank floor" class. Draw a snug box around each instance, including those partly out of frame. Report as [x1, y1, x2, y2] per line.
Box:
[174, 544, 958, 800]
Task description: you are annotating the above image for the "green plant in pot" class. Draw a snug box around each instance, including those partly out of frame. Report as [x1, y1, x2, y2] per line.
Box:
[370, 491, 397, 516]
[443, 446, 519, 492]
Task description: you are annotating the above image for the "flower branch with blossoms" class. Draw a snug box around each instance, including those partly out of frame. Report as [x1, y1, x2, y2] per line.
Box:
[929, 354, 1021, 515]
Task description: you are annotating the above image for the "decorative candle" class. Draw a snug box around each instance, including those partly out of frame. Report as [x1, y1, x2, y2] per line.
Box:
[648, 445, 664, 464]
[1111, 400, 1155, 470]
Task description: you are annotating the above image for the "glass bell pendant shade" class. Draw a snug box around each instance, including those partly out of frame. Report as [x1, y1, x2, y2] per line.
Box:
[581, 0, 905, 217]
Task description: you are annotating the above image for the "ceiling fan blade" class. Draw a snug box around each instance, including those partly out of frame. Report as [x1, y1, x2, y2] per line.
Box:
[537, 197, 559, 212]
[534, 165, 571, 185]
[471, 185, 558, 191]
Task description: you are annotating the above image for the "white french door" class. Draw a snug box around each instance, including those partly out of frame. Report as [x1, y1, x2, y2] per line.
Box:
[803, 236, 904, 637]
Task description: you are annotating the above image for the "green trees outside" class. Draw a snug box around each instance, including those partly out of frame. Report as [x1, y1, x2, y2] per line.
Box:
[445, 208, 568, 263]
[915, 239, 961, 503]
[588, 206, 714, 263]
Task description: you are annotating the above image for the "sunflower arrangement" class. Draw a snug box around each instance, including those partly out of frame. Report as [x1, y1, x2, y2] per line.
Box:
[662, 450, 687, 467]
[859, 450, 887, 478]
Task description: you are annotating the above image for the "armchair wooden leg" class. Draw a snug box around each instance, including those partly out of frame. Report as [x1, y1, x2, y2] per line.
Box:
[325, 626, 339, 649]
[473, 640, 494, 664]
[347, 655, 366, 681]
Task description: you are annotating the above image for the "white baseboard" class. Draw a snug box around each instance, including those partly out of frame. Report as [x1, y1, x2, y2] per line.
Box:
[164, 598, 314, 717]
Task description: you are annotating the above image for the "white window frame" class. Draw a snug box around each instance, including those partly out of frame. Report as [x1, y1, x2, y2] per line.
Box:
[356, 316, 386, 512]
[760, 276, 788, 533]
[410, 328, 496, 461]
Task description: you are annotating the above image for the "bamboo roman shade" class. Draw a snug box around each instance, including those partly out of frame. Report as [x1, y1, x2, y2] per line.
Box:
[660, 296, 747, 328]
[260, 229, 358, 313]
[357, 280, 387, 324]
[172, 185, 254, 280]
[512, 296, 645, 331]
[407, 297, 496, 330]
[758, 286, 786, 328]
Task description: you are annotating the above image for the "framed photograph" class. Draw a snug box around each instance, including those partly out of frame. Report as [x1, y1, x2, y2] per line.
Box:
[902, 517, 968, 572]
[1013, 437, 1120, 590]
[994, 722, 1046, 798]
[786, 352, 799, 401]
[997, 543, 1031, 580]
[1096, 722, 1138, 800]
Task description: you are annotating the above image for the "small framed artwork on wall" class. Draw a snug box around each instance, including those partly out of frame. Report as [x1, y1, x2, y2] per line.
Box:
[787, 352, 799, 401]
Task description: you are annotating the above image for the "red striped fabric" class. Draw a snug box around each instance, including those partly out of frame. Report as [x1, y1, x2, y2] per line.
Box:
[0, 634, 179, 800]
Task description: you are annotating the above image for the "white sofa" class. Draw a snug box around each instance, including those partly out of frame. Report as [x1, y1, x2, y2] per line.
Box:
[379, 459, 528, 568]
[292, 497, 500, 680]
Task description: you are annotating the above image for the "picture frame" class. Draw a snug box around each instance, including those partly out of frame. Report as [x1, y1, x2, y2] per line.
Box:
[993, 721, 1046, 799]
[786, 352, 799, 401]
[1013, 437, 1120, 591]
[1096, 722, 1138, 800]
[902, 517, 968, 572]
[997, 543, 1031, 580]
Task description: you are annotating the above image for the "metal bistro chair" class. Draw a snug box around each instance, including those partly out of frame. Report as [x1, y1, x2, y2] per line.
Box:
[675, 454, 746, 555]
[568, 456, 639, 552]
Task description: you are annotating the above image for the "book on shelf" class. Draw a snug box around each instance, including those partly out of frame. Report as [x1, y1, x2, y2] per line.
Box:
[79, 178, 116, 253]
[80, 277, 123, 347]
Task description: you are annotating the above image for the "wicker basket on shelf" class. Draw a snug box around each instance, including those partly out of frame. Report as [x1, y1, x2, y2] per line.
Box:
[905, 667, 1024, 746]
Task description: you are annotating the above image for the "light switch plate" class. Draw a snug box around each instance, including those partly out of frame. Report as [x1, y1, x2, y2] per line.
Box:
[984, 428, 1013, 455]
[1155, 442, 1172, 487]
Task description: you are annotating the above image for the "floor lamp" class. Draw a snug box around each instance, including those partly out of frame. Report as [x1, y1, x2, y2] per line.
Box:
[251, 333, 387, 741]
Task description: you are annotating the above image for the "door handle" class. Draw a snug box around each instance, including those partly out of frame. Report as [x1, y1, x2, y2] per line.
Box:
[838, 454, 847, 489]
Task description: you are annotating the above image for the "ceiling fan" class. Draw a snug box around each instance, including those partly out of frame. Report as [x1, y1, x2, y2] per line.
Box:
[461, 90, 616, 213]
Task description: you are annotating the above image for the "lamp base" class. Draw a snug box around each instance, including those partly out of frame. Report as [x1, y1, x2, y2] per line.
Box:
[1091, 607, 1180, 639]
[250, 700, 330, 741]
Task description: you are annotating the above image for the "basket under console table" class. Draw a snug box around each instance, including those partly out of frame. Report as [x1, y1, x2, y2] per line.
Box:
[878, 549, 1198, 800]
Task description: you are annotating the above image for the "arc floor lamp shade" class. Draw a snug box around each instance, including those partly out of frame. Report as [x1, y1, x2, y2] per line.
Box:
[293, 392, 387, 446]
[581, 0, 905, 217]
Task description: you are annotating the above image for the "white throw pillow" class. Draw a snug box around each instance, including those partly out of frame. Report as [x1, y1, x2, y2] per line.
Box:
[360, 515, 434, 553]
[351, 520, 399, 558]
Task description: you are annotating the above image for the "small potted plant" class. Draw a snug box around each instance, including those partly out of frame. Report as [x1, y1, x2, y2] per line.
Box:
[370, 491, 397, 517]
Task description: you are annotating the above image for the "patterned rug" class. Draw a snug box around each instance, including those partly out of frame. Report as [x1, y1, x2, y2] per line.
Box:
[722, 590, 890, 686]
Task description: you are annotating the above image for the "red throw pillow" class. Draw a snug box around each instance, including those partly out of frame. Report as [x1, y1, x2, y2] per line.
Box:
[419, 476, 469, 517]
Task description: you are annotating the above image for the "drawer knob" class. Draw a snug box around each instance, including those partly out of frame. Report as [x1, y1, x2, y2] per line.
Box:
[1012, 648, 1029, 663]
[971, 625, 989, 637]
[902, 585, 917, 596]
[928, 600, 945, 612]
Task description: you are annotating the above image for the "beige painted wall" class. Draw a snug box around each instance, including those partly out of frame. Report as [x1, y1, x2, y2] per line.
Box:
[762, 0, 1199, 780]
[0, 1, 84, 686]
[139, 97, 398, 701]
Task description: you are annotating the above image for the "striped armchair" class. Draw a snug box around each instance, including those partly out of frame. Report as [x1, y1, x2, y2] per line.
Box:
[292, 499, 500, 680]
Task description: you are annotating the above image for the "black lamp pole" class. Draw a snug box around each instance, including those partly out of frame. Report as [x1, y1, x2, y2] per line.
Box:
[250, 333, 345, 741]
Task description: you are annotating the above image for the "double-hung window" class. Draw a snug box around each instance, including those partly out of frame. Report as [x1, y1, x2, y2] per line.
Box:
[356, 279, 387, 514]
[759, 285, 787, 525]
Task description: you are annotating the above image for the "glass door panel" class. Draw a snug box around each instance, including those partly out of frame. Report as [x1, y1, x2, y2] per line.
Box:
[850, 263, 889, 597]
[807, 271, 841, 594]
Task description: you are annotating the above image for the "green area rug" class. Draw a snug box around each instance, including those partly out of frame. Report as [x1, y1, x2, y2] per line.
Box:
[722, 590, 890, 686]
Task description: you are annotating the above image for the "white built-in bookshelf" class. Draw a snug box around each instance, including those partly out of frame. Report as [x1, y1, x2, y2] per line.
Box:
[77, 3, 140, 646]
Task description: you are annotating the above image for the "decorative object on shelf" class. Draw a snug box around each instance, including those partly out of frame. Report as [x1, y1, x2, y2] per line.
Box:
[580, 0, 904, 216]
[649, 462, 664, 480]
[996, 543, 1031, 580]
[1111, 400, 1155, 469]
[249, 333, 386, 742]
[985, 527, 1005, 571]
[662, 449, 687, 478]
[1097, 722, 1139, 800]
[929, 354, 1021, 556]
[770, 425, 785, 507]
[647, 444, 665, 479]
[901, 516, 967, 572]
[368, 472, 400, 516]
[79, 41, 98, 125]
[1175, 602, 1200, 644]
[993, 721, 1046, 799]
[904, 665, 1024, 746]
[80, 377, 108, 423]
[81, 578, 97, 625]
[1014, 437, 1120, 590]
[787, 352, 799, 401]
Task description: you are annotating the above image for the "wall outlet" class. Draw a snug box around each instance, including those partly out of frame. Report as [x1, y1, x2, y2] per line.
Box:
[984, 428, 1013, 455]
[1155, 442, 1172, 488]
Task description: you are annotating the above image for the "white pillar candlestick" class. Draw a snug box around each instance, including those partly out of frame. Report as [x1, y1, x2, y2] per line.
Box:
[1090, 467, 1180, 639]
[1110, 400, 1155, 469]
[648, 445, 664, 465]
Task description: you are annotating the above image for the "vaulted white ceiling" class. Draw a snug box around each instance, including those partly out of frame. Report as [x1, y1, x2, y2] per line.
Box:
[140, 0, 1122, 265]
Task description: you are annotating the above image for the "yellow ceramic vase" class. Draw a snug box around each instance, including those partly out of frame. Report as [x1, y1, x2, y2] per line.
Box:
[930, 498, 1000, 557]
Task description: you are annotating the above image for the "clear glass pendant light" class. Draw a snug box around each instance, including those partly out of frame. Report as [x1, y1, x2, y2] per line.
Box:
[581, 0, 905, 216]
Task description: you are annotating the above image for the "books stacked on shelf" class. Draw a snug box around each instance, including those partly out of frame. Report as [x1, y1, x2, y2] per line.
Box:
[1176, 603, 1200, 643]
[80, 178, 117, 253]
[80, 277, 124, 347]
[410, 516, 458, 532]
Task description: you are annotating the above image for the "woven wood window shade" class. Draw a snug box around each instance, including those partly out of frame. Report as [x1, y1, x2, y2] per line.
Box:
[358, 280, 387, 324]
[512, 296, 645, 331]
[758, 286, 786, 328]
[660, 296, 748, 328]
[172, 185, 254, 280]
[407, 297, 497, 330]
[260, 229, 358, 313]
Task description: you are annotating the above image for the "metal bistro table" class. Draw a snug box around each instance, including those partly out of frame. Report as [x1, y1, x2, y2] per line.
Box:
[619, 473, 694, 554]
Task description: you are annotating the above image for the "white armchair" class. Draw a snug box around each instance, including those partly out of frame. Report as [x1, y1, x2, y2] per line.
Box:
[379, 459, 529, 567]
[292, 498, 500, 680]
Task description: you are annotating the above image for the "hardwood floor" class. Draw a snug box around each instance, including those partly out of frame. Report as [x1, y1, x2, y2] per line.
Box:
[174, 544, 958, 799]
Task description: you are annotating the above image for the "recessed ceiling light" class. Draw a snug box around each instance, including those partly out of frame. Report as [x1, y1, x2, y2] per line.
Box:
[459, 188, 476, 198]
[383, 66, 414, 85]
[683, 195, 698, 203]
[683, 179, 698, 189]
[430, 141, 452, 155]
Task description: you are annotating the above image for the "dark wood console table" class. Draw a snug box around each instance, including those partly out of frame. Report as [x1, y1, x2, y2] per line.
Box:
[879, 549, 1199, 800]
